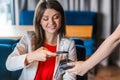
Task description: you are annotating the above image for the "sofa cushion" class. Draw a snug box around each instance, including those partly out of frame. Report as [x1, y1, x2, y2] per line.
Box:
[20, 10, 34, 25]
[0, 39, 20, 80]
[0, 38, 18, 45]
[65, 11, 97, 25]
[84, 39, 96, 56]
[0, 44, 12, 80]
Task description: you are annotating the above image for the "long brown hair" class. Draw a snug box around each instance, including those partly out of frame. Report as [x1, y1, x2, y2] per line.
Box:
[34, 0, 66, 49]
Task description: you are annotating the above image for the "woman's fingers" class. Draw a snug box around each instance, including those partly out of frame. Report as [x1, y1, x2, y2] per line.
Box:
[65, 61, 87, 76]
[38, 46, 48, 51]
[67, 62, 76, 66]
[46, 51, 57, 57]
[65, 62, 78, 74]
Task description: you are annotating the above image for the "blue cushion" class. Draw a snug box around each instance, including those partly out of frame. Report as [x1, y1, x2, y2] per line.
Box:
[0, 44, 12, 79]
[65, 11, 97, 25]
[0, 38, 18, 45]
[20, 10, 34, 25]
[84, 39, 96, 56]
[11, 70, 22, 80]
[0, 39, 20, 80]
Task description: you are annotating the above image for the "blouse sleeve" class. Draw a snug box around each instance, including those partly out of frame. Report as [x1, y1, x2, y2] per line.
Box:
[63, 40, 77, 80]
[6, 31, 35, 71]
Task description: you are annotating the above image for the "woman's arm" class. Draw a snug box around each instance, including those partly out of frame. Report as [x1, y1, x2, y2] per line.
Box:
[6, 31, 57, 71]
[6, 32, 29, 71]
[66, 24, 120, 76]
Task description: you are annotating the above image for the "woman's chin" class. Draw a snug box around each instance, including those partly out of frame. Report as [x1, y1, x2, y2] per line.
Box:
[47, 29, 58, 34]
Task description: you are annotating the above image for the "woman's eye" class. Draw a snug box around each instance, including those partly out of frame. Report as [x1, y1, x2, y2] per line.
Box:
[53, 15, 59, 19]
[43, 18, 48, 21]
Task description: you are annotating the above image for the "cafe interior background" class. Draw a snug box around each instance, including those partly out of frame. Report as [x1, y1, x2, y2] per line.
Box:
[0, 0, 120, 80]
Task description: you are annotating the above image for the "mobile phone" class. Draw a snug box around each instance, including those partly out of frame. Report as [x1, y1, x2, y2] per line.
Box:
[56, 51, 68, 54]
[60, 59, 74, 70]
[60, 63, 75, 70]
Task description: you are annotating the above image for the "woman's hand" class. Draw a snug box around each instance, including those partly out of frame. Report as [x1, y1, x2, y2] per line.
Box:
[65, 61, 89, 76]
[25, 47, 57, 65]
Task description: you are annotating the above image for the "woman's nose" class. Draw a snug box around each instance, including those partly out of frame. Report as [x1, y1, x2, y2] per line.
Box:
[48, 18, 55, 24]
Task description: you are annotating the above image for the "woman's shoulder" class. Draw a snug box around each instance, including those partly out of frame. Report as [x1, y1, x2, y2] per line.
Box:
[21, 31, 36, 41]
[25, 31, 35, 35]
[61, 37, 75, 43]
[24, 31, 36, 37]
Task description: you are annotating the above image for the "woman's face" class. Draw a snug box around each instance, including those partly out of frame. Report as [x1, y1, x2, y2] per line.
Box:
[40, 8, 62, 35]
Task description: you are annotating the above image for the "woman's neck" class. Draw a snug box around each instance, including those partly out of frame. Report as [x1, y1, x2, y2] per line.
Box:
[45, 34, 57, 46]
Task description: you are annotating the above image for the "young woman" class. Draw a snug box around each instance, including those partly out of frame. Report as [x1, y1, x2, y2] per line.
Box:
[6, 0, 77, 80]
[66, 24, 120, 76]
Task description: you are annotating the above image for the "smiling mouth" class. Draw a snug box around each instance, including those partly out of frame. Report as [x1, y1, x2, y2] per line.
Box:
[48, 25, 56, 29]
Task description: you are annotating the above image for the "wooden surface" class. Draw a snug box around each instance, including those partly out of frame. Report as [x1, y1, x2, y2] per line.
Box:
[0, 25, 92, 39]
[0, 25, 34, 39]
[66, 25, 92, 39]
[95, 65, 120, 80]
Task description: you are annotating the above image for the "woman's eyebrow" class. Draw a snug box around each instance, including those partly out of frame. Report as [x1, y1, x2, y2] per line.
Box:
[53, 13, 60, 16]
[42, 15, 48, 17]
